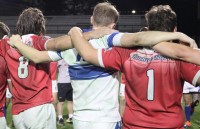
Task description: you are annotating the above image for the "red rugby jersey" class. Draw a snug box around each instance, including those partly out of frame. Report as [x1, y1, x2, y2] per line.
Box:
[0, 35, 53, 114]
[99, 47, 200, 128]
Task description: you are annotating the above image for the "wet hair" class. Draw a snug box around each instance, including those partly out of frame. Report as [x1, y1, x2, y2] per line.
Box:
[92, 2, 119, 26]
[145, 5, 177, 32]
[0, 22, 10, 38]
[16, 7, 46, 36]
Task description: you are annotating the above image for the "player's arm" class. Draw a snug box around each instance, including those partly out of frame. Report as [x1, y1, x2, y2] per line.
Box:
[9, 35, 55, 63]
[69, 27, 100, 66]
[46, 27, 117, 51]
[153, 42, 200, 65]
[114, 31, 196, 48]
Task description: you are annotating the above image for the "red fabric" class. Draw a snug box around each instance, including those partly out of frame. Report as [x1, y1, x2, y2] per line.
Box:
[101, 47, 200, 128]
[0, 56, 9, 117]
[0, 35, 53, 114]
[121, 73, 126, 84]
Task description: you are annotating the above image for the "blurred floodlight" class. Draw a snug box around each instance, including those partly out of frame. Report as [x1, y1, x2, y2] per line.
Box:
[132, 10, 136, 14]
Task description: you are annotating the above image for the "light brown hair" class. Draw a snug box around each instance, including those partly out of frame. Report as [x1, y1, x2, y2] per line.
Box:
[92, 2, 119, 26]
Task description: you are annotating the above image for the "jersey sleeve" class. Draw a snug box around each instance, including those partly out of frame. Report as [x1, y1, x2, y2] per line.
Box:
[22, 35, 50, 51]
[98, 47, 131, 72]
[107, 33, 124, 47]
[33, 36, 50, 50]
[48, 51, 62, 61]
[180, 62, 200, 86]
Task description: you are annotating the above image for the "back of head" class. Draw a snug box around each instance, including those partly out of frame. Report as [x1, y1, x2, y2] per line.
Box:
[92, 2, 119, 26]
[145, 5, 177, 32]
[16, 7, 46, 36]
[0, 22, 10, 39]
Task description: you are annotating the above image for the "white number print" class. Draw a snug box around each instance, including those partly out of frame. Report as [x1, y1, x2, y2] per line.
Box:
[18, 56, 29, 78]
[147, 69, 154, 100]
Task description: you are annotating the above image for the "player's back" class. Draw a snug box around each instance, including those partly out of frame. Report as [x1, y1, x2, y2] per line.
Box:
[123, 48, 193, 128]
[61, 35, 121, 122]
[0, 35, 52, 114]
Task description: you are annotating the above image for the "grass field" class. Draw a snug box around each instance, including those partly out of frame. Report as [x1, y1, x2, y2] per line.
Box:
[5, 102, 200, 129]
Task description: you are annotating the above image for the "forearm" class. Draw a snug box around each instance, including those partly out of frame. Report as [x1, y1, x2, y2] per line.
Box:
[153, 42, 200, 65]
[120, 31, 181, 47]
[14, 41, 52, 63]
[70, 28, 100, 66]
[46, 30, 109, 51]
[83, 31, 95, 40]
[46, 35, 73, 51]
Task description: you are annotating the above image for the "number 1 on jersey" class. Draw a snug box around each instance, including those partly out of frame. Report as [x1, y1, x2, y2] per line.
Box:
[147, 69, 154, 100]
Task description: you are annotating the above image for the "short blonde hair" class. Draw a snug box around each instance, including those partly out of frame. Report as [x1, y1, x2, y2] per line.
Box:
[92, 2, 119, 26]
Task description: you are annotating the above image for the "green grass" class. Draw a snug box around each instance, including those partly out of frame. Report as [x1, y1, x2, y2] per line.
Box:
[6, 102, 200, 129]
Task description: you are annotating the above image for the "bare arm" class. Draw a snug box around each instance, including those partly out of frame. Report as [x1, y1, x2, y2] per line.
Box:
[9, 35, 53, 63]
[155, 43, 200, 86]
[46, 27, 117, 51]
[46, 35, 72, 51]
[68, 27, 198, 67]
[68, 27, 100, 66]
[153, 42, 200, 65]
[8, 27, 116, 62]
[119, 31, 197, 48]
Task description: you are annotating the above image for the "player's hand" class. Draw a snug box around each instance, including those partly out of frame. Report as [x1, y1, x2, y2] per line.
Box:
[68, 27, 82, 36]
[176, 32, 197, 48]
[8, 34, 22, 47]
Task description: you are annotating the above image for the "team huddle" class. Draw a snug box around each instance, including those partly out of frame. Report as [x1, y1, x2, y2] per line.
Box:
[0, 1, 200, 129]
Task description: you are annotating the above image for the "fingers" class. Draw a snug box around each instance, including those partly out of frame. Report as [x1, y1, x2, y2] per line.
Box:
[8, 34, 22, 47]
[178, 32, 197, 49]
[68, 27, 82, 36]
[188, 39, 197, 49]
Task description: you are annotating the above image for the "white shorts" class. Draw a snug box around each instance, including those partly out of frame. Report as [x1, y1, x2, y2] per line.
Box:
[73, 118, 122, 129]
[13, 103, 56, 129]
[120, 83, 125, 97]
[6, 88, 12, 98]
[0, 117, 6, 129]
[52, 80, 58, 93]
[183, 81, 200, 93]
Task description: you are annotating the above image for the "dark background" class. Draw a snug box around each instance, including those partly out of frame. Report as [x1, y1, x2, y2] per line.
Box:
[0, 0, 199, 43]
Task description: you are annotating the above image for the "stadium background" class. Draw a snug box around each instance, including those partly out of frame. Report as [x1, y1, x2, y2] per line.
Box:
[1, 0, 200, 128]
[0, 0, 199, 45]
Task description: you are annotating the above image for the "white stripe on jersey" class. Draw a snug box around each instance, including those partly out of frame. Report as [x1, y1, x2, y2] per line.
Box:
[44, 39, 53, 50]
[98, 49, 105, 67]
[112, 33, 124, 46]
[192, 70, 200, 86]
[48, 51, 62, 61]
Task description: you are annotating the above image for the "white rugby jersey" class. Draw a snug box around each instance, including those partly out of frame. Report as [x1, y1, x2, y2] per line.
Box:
[57, 59, 71, 83]
[47, 32, 123, 122]
[183, 81, 200, 93]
